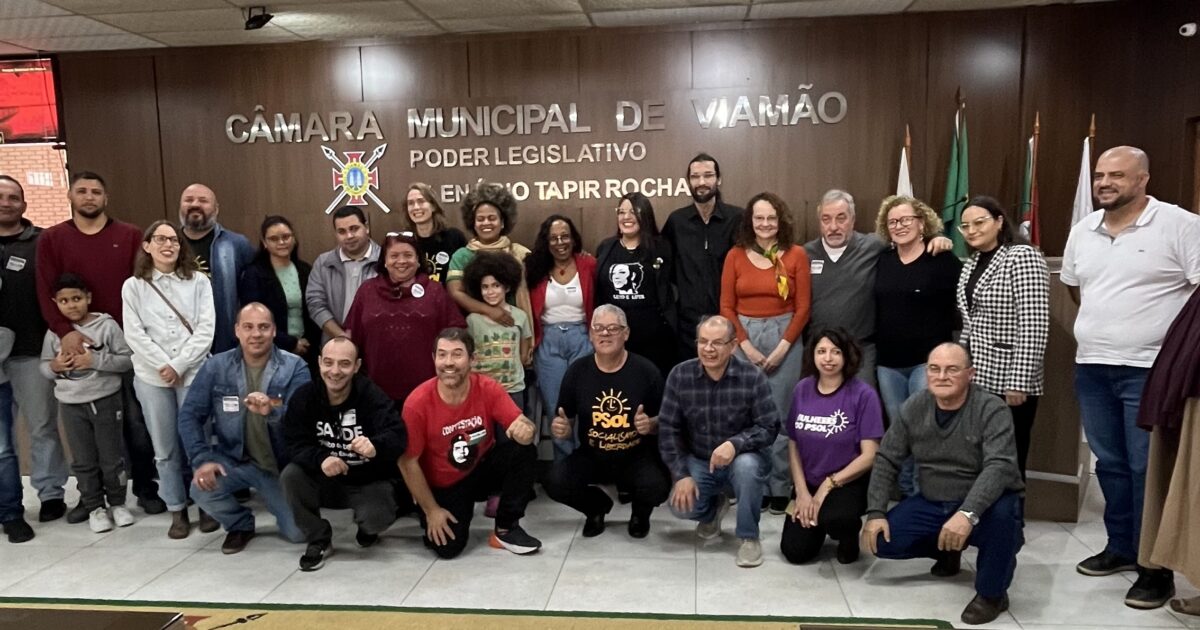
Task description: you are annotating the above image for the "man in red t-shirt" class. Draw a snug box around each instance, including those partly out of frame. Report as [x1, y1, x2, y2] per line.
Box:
[400, 328, 540, 558]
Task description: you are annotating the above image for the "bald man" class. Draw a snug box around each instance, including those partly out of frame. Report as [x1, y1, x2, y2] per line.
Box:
[179, 183, 254, 353]
[178, 303, 311, 554]
[1061, 146, 1199, 608]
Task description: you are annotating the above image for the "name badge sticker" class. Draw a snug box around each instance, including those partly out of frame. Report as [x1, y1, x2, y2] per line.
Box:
[810, 260, 824, 275]
[411, 284, 425, 298]
[222, 396, 240, 413]
[5, 256, 26, 272]
[435, 251, 450, 265]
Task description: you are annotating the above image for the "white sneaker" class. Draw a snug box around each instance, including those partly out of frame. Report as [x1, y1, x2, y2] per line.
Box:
[111, 505, 135, 527]
[88, 507, 114, 533]
[696, 494, 729, 540]
[736, 538, 763, 568]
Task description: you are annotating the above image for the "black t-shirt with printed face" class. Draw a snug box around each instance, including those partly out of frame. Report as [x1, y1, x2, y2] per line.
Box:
[558, 351, 664, 457]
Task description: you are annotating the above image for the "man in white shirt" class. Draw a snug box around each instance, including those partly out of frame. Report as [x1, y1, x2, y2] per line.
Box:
[1061, 145, 1200, 610]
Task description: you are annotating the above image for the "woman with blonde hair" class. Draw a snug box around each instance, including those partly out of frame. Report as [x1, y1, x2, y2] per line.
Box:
[401, 183, 467, 285]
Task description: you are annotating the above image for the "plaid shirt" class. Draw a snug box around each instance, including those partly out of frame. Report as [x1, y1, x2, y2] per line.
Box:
[658, 356, 779, 481]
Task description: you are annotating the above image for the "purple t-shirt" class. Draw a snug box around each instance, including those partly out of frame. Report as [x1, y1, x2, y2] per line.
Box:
[786, 376, 884, 487]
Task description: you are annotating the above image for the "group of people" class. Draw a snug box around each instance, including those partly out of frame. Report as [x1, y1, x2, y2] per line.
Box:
[0, 143, 1197, 625]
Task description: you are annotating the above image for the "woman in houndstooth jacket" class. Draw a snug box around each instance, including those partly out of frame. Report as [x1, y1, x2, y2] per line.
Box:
[955, 196, 1050, 479]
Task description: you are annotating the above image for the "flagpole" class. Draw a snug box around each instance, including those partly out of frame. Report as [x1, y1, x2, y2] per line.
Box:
[1032, 111, 1040, 245]
[904, 123, 913, 192]
[1088, 112, 1096, 159]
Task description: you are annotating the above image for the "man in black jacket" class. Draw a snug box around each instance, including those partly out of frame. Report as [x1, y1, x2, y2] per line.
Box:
[281, 336, 408, 571]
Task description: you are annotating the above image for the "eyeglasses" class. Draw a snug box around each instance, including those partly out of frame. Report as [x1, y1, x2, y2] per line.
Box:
[957, 217, 996, 233]
[150, 235, 180, 245]
[697, 338, 732, 350]
[386, 231, 415, 238]
[549, 236, 572, 244]
[590, 324, 627, 335]
[265, 234, 293, 244]
[926, 365, 966, 377]
[886, 216, 920, 229]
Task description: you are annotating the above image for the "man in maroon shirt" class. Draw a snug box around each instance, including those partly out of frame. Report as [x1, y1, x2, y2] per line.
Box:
[35, 171, 165, 517]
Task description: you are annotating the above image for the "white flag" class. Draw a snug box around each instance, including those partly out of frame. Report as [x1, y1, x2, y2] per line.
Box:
[897, 146, 913, 197]
[1071, 137, 1094, 226]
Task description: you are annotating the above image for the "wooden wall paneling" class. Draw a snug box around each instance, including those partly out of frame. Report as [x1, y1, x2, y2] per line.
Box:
[577, 30, 692, 93]
[153, 46, 365, 257]
[361, 41, 470, 102]
[467, 35, 580, 99]
[57, 53, 165, 229]
[691, 25, 809, 91]
[803, 14, 929, 242]
[923, 10, 1024, 230]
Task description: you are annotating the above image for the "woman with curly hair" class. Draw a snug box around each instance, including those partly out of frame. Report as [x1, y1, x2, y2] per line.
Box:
[446, 183, 534, 329]
[525, 214, 596, 459]
[872, 195, 961, 496]
[718, 191, 811, 514]
[402, 182, 467, 285]
[595, 191, 679, 376]
[462, 251, 533, 409]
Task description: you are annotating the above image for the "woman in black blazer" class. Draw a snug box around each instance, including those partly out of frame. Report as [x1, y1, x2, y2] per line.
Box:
[956, 195, 1050, 479]
[594, 191, 679, 376]
[238, 215, 322, 364]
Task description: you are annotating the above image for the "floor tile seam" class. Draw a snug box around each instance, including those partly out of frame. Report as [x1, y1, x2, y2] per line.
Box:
[542, 517, 583, 610]
[118, 546, 204, 600]
[0, 545, 92, 595]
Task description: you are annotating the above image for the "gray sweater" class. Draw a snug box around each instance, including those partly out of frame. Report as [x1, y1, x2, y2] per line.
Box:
[39, 313, 133, 404]
[867, 384, 1023, 517]
[804, 232, 886, 341]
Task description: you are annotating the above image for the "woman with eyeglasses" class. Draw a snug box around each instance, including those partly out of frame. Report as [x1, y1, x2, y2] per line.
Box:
[718, 192, 811, 515]
[780, 327, 882, 565]
[956, 195, 1049, 478]
[121, 221, 216, 539]
[237, 216, 320, 367]
[401, 183, 468, 286]
[525, 214, 596, 459]
[595, 192, 679, 377]
[872, 195, 961, 496]
[343, 233, 465, 405]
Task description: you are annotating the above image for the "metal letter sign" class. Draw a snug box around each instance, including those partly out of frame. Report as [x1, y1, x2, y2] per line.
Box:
[322, 143, 392, 214]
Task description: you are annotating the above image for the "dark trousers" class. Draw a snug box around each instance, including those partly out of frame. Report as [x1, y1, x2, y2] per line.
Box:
[418, 440, 537, 559]
[542, 446, 671, 520]
[1009, 396, 1039, 480]
[59, 391, 127, 510]
[280, 462, 400, 544]
[780, 475, 869, 564]
[120, 372, 159, 501]
[873, 491, 1025, 599]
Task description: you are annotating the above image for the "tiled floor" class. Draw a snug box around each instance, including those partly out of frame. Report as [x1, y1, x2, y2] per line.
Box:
[4, 475, 1198, 629]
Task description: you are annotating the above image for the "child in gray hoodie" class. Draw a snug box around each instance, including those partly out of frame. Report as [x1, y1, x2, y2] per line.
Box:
[40, 274, 135, 533]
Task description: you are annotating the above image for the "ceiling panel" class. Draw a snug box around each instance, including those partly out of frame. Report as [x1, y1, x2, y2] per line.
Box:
[151, 24, 303, 47]
[279, 19, 443, 38]
[0, 16, 128, 39]
[438, 13, 591, 33]
[41, 0, 227, 12]
[0, 0, 71, 19]
[587, 0, 747, 9]
[92, 8, 246, 33]
[906, 0, 1059, 10]
[408, 0, 584, 21]
[592, 5, 749, 27]
[749, 0, 910, 19]
[5, 32, 164, 50]
[272, 1, 427, 26]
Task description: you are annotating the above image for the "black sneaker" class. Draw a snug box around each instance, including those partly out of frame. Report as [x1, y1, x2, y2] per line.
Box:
[931, 550, 962, 577]
[299, 541, 331, 571]
[1125, 567, 1174, 609]
[66, 502, 91, 524]
[234, 488, 252, 503]
[627, 514, 650, 539]
[355, 528, 379, 548]
[768, 497, 789, 515]
[221, 530, 255, 554]
[616, 490, 632, 505]
[961, 594, 1009, 625]
[489, 524, 541, 555]
[38, 499, 66, 522]
[836, 536, 860, 564]
[582, 513, 606, 538]
[2, 518, 34, 544]
[1076, 550, 1137, 576]
[137, 495, 167, 515]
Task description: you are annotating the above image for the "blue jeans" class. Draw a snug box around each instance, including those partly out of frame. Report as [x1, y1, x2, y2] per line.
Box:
[1075, 363, 1149, 560]
[190, 460, 302, 542]
[5, 357, 66, 501]
[0, 382, 24, 523]
[133, 378, 191, 512]
[874, 491, 1025, 599]
[535, 322, 592, 460]
[669, 452, 769, 540]
[878, 364, 927, 497]
[735, 313, 804, 498]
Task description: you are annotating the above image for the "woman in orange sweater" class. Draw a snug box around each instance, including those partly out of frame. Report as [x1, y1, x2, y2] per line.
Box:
[720, 191, 812, 513]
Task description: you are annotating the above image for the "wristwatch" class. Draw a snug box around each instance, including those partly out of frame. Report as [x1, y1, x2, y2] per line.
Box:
[958, 510, 980, 526]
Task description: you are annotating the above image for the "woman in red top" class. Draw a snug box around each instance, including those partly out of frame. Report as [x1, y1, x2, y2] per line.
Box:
[525, 215, 596, 459]
[343, 233, 465, 406]
[719, 192, 812, 513]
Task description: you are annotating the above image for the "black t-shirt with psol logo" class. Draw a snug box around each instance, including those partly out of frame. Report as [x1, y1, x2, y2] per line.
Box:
[558, 351, 664, 457]
[418, 228, 467, 285]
